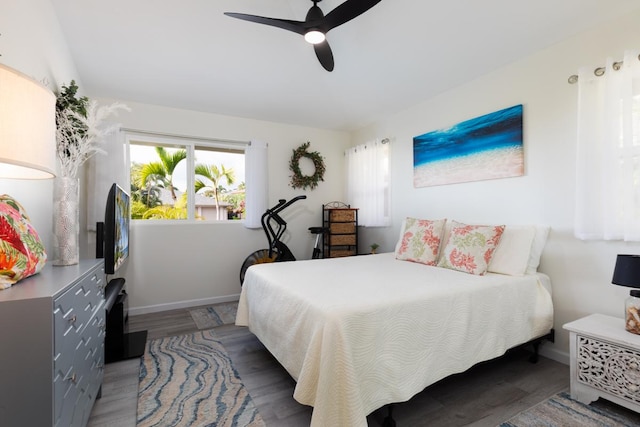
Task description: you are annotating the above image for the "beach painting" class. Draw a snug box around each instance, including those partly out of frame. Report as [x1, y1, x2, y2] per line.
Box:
[413, 104, 524, 188]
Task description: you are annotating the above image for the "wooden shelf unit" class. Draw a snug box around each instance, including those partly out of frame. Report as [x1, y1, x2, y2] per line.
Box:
[323, 203, 358, 258]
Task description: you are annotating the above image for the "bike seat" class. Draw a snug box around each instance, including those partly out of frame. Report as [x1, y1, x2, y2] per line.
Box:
[308, 227, 329, 234]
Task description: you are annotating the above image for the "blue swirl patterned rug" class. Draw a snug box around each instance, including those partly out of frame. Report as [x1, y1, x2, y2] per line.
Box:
[501, 391, 640, 426]
[136, 329, 265, 427]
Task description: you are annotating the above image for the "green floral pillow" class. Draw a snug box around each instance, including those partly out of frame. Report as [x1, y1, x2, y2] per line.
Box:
[0, 195, 47, 289]
[395, 217, 446, 265]
[437, 220, 505, 275]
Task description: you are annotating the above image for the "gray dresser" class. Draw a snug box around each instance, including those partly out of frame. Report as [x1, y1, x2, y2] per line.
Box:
[0, 259, 106, 427]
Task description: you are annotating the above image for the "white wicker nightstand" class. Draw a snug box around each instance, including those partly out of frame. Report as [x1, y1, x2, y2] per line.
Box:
[563, 313, 640, 413]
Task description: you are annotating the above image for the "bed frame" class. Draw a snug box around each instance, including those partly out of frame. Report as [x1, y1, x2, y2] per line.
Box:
[380, 329, 556, 427]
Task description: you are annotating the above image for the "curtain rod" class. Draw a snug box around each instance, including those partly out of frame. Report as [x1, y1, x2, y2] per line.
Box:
[568, 53, 640, 84]
[121, 127, 249, 146]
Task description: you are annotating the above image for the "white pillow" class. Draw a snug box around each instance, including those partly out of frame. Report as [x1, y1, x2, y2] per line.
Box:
[487, 225, 536, 276]
[525, 225, 550, 275]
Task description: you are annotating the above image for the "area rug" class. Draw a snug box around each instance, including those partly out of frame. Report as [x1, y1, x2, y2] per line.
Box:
[189, 301, 238, 329]
[500, 391, 640, 426]
[137, 329, 265, 427]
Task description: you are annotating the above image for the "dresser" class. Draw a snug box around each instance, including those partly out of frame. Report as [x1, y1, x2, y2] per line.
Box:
[564, 313, 640, 413]
[0, 259, 106, 427]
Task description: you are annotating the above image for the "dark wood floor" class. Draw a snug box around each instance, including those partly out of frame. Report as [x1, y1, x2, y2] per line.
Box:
[89, 305, 570, 427]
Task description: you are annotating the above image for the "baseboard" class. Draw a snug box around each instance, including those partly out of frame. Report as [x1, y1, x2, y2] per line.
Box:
[129, 294, 240, 316]
[539, 345, 569, 365]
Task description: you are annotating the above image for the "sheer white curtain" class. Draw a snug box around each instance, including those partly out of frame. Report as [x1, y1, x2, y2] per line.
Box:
[87, 128, 128, 231]
[244, 140, 268, 229]
[575, 51, 640, 241]
[346, 139, 390, 227]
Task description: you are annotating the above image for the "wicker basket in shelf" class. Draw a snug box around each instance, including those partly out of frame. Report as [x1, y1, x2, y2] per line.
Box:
[329, 209, 356, 222]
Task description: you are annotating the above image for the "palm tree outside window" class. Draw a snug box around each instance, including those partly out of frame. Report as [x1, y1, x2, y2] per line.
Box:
[127, 135, 245, 221]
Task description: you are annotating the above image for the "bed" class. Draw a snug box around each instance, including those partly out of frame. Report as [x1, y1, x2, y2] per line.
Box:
[236, 220, 554, 427]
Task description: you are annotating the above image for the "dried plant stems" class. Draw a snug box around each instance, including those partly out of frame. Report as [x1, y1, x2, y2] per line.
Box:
[56, 100, 129, 178]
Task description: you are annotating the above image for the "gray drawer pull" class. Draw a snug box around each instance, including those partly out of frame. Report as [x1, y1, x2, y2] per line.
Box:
[65, 373, 77, 383]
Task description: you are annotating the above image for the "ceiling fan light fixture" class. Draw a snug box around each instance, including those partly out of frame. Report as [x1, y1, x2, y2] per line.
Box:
[225, 0, 382, 70]
[304, 30, 326, 44]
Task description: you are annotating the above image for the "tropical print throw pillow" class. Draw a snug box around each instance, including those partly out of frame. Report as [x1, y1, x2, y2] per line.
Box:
[0, 195, 47, 289]
[437, 220, 505, 275]
[395, 217, 446, 265]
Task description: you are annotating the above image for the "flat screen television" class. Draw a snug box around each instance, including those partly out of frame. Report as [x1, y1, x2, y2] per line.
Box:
[99, 183, 130, 275]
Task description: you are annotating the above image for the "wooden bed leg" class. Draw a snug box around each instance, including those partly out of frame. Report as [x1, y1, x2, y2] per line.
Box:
[382, 404, 396, 427]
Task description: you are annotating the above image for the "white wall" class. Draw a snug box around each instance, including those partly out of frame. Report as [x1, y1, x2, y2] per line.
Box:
[0, 0, 79, 256]
[353, 9, 640, 362]
[0, 0, 350, 314]
[99, 100, 350, 313]
[6, 0, 640, 362]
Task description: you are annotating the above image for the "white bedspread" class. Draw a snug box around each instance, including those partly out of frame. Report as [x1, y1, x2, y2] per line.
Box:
[236, 253, 553, 427]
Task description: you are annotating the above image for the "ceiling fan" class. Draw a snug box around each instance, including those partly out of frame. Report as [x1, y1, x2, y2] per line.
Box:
[224, 0, 382, 72]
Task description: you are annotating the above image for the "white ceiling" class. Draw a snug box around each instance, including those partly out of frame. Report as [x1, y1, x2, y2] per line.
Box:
[50, 0, 640, 132]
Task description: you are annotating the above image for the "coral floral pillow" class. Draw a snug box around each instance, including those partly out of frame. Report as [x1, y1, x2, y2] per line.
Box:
[395, 217, 446, 265]
[0, 195, 47, 289]
[437, 220, 505, 275]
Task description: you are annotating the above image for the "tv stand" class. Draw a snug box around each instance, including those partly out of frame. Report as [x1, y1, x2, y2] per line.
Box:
[105, 278, 147, 363]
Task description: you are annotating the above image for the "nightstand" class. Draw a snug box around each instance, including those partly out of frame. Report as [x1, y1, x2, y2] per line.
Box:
[563, 313, 640, 413]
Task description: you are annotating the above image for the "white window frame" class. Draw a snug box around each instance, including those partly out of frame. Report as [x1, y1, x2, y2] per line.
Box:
[125, 130, 247, 223]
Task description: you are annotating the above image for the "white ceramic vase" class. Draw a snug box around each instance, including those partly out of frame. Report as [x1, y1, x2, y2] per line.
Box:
[53, 176, 80, 265]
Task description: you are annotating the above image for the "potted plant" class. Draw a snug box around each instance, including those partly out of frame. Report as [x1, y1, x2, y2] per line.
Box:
[370, 243, 380, 254]
[53, 81, 128, 265]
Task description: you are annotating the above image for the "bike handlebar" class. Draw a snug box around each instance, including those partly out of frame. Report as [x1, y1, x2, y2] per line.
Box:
[271, 195, 306, 214]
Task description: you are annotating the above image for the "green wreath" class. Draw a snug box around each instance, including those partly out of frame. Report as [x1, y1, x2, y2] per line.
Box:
[289, 141, 326, 190]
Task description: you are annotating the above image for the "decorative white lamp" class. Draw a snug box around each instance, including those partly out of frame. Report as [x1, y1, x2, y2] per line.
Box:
[0, 63, 56, 179]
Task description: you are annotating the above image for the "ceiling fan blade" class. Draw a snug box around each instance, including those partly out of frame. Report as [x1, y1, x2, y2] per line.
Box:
[314, 41, 334, 72]
[224, 12, 307, 36]
[321, 0, 382, 32]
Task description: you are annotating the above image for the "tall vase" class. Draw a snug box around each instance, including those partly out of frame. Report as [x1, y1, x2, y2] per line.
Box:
[53, 177, 80, 266]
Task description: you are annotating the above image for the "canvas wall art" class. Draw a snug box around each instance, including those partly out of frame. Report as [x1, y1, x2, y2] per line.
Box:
[413, 104, 524, 188]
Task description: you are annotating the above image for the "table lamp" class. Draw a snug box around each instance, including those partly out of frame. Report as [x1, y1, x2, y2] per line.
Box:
[612, 254, 640, 334]
[0, 63, 56, 179]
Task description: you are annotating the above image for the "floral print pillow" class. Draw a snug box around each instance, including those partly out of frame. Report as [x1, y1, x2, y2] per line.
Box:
[395, 217, 446, 265]
[0, 195, 47, 289]
[437, 220, 505, 275]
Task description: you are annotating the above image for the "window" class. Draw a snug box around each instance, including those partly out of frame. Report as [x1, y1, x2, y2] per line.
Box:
[127, 133, 246, 221]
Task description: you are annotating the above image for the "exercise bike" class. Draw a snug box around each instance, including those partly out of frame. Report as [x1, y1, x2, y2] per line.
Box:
[239, 195, 326, 284]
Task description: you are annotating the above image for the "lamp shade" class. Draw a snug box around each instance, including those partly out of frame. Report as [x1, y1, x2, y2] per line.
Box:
[0, 64, 56, 179]
[612, 254, 640, 288]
